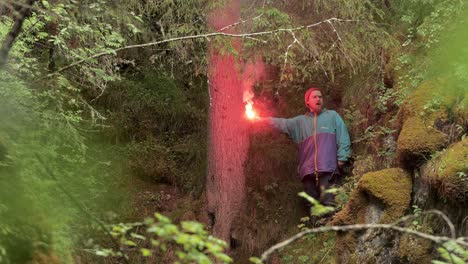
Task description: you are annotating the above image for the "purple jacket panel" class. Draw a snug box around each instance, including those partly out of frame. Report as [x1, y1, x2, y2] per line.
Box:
[298, 133, 338, 179]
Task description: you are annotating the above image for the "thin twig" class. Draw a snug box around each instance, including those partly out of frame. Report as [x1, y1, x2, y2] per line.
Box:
[318, 240, 336, 264]
[390, 210, 456, 239]
[218, 0, 266, 32]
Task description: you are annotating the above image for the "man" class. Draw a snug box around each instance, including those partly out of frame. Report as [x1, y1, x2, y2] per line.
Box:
[258, 87, 351, 206]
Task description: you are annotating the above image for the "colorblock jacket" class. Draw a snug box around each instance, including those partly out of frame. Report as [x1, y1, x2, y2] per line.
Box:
[269, 109, 351, 180]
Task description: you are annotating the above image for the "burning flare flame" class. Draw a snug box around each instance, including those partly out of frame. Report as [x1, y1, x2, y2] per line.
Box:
[243, 90, 257, 120]
[245, 100, 257, 120]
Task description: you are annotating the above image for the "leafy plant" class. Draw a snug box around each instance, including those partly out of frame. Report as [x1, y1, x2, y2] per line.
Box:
[298, 192, 335, 217]
[433, 241, 468, 264]
[95, 213, 232, 264]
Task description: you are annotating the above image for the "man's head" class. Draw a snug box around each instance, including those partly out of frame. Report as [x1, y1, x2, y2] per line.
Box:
[305, 87, 323, 113]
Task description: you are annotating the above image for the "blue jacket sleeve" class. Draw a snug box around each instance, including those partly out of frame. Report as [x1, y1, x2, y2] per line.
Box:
[334, 113, 351, 161]
[268, 117, 300, 142]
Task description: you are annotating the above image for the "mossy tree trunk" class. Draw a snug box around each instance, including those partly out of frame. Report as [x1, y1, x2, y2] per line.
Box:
[206, 0, 248, 244]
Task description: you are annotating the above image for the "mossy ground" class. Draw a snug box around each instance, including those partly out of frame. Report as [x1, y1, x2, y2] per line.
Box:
[453, 88, 468, 127]
[29, 252, 61, 264]
[273, 233, 336, 264]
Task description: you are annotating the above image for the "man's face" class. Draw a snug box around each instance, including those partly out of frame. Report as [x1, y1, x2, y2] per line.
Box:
[307, 90, 323, 113]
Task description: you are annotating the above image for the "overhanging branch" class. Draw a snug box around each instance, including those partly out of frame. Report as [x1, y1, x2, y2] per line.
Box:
[48, 18, 373, 76]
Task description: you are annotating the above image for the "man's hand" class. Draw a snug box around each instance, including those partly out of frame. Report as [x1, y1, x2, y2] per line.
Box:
[337, 160, 345, 167]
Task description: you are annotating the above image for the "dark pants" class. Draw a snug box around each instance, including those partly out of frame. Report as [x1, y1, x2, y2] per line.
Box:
[302, 171, 343, 206]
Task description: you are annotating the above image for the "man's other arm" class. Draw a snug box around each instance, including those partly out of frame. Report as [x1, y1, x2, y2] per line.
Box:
[334, 113, 351, 162]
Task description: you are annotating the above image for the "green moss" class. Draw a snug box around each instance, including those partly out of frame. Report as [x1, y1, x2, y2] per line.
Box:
[334, 232, 358, 264]
[29, 252, 61, 264]
[397, 116, 448, 160]
[401, 79, 459, 120]
[398, 233, 433, 263]
[359, 168, 412, 223]
[397, 79, 462, 160]
[331, 188, 367, 226]
[422, 138, 468, 202]
[334, 168, 412, 225]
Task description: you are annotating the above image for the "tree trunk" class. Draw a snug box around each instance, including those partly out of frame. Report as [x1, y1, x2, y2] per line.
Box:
[206, 0, 248, 245]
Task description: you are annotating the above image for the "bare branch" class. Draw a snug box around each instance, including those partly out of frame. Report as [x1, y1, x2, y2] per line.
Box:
[259, 210, 467, 262]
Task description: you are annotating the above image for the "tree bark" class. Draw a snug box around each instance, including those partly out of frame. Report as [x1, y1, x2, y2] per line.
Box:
[206, 0, 248, 244]
[0, 0, 38, 69]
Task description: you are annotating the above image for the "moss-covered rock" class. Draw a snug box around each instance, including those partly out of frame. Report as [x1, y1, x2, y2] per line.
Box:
[358, 168, 412, 223]
[422, 137, 468, 203]
[400, 79, 459, 120]
[398, 233, 433, 264]
[397, 79, 462, 163]
[333, 168, 412, 226]
[332, 168, 412, 263]
[397, 116, 448, 162]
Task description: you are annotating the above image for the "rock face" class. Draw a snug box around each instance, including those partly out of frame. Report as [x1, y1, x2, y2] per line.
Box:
[333, 79, 467, 263]
[332, 168, 412, 264]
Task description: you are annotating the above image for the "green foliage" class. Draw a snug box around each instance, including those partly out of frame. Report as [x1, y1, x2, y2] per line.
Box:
[0, 72, 129, 263]
[433, 241, 468, 264]
[95, 212, 232, 264]
[126, 0, 208, 77]
[0, 2, 137, 262]
[409, 205, 424, 231]
[298, 192, 335, 217]
[103, 72, 207, 192]
[241, 0, 396, 92]
[249, 256, 263, 264]
[392, 0, 466, 103]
